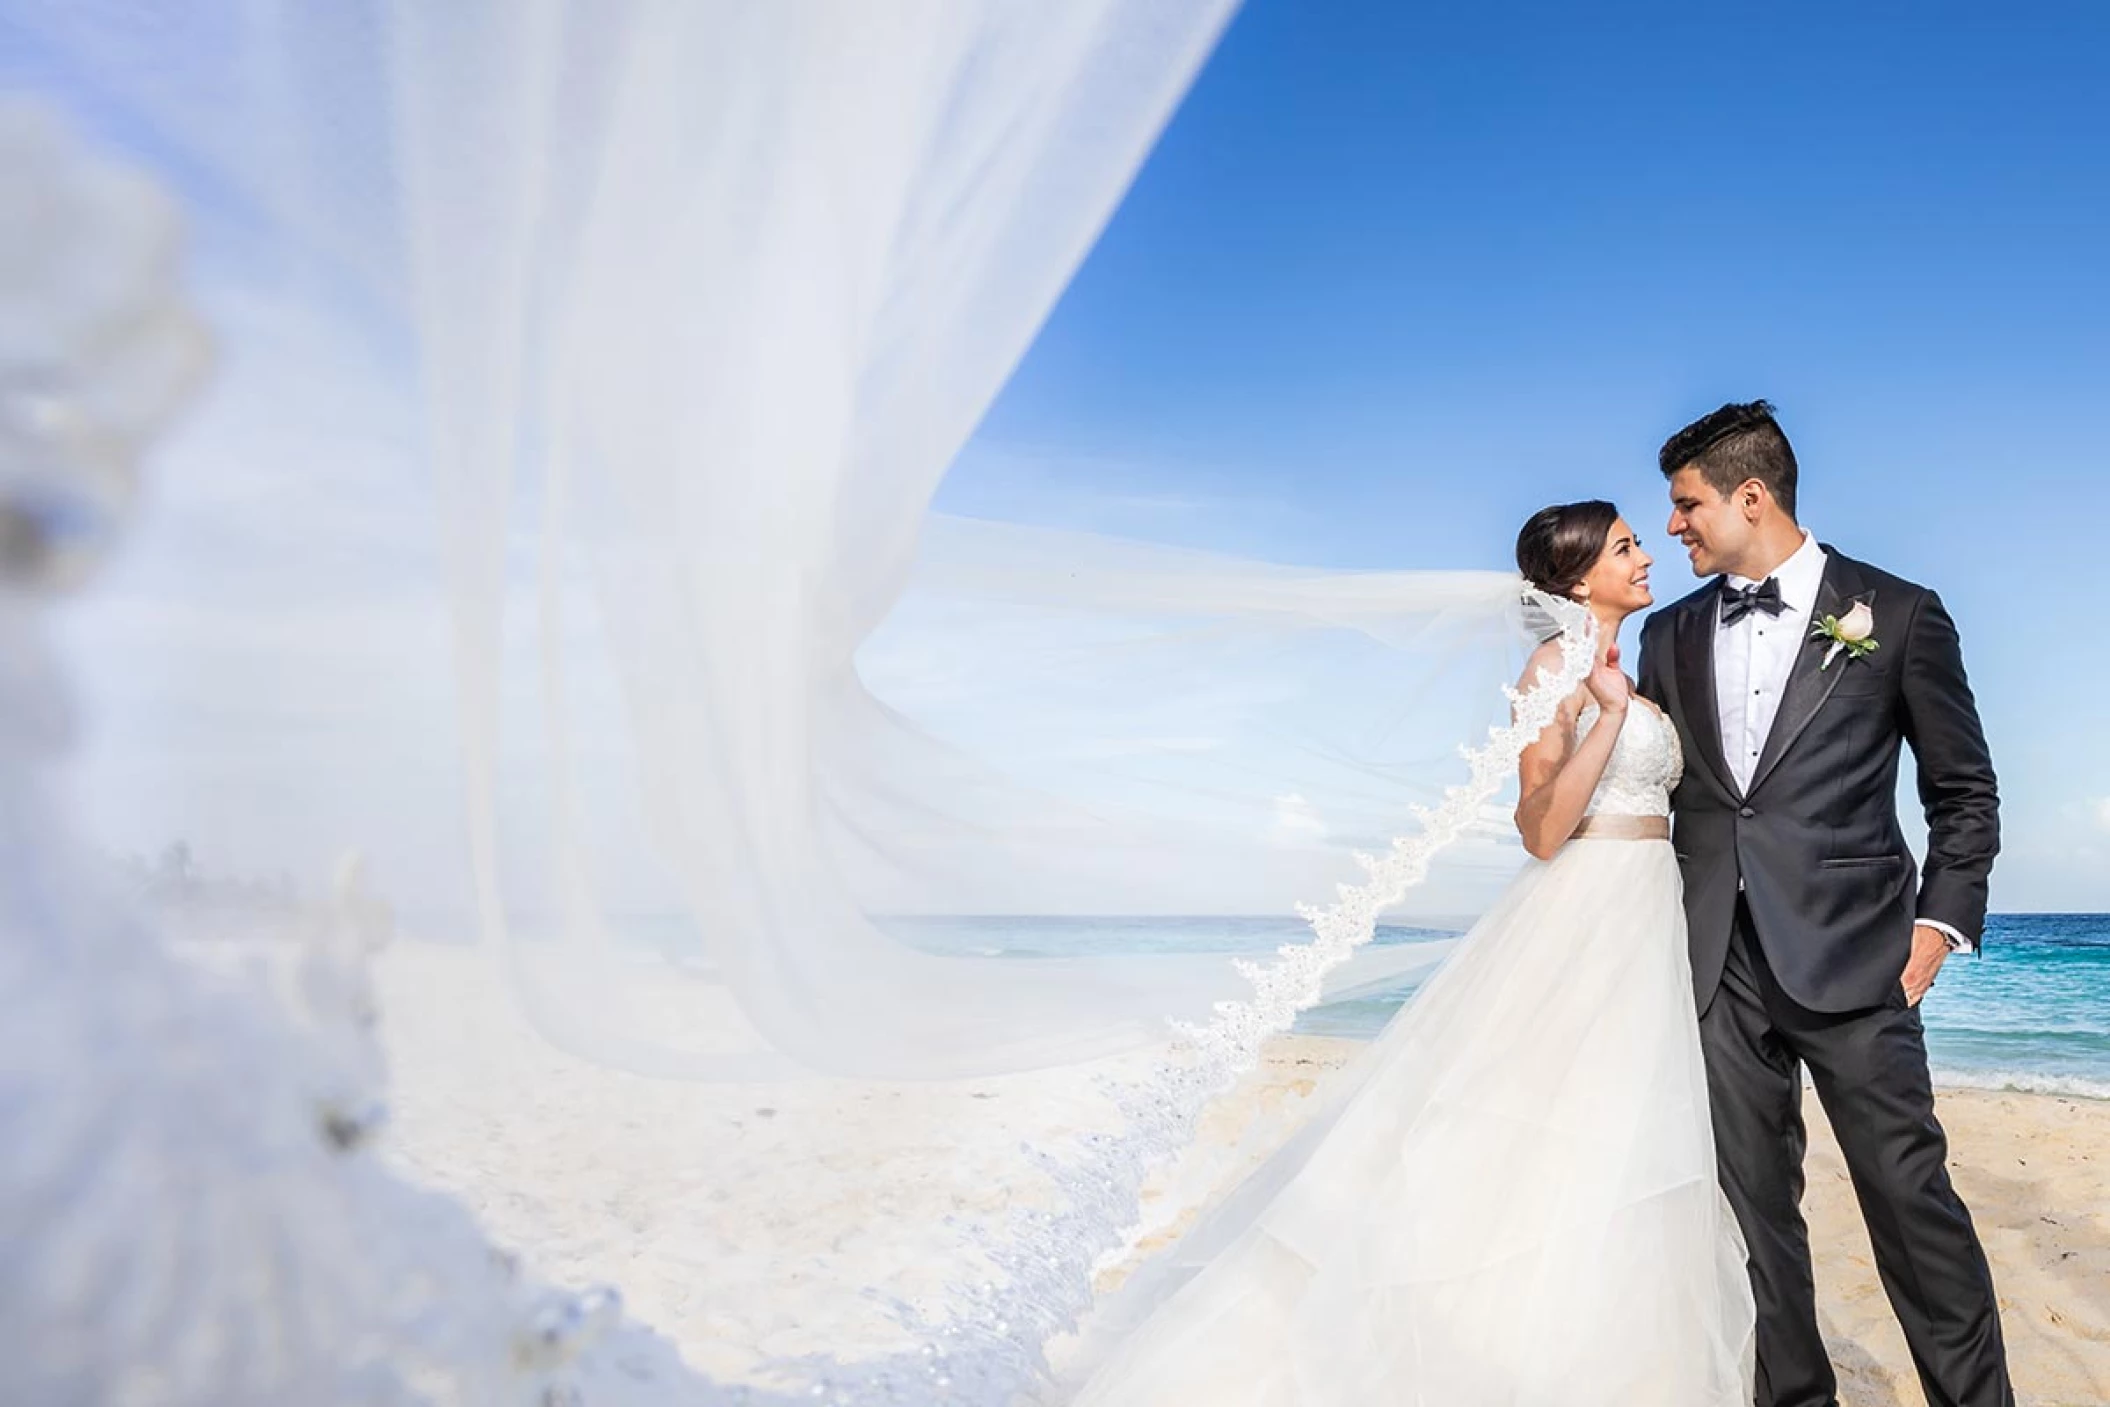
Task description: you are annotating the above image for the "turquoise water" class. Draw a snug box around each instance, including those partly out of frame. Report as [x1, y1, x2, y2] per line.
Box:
[1915, 914, 2110, 1097]
[1295, 912, 2110, 1098]
[884, 913, 2110, 1098]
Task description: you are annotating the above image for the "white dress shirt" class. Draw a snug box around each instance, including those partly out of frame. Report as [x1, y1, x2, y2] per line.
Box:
[1714, 530, 1971, 953]
[1715, 530, 1827, 794]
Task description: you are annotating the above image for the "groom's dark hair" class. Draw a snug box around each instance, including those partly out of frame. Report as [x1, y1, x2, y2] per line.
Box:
[1659, 399, 1799, 520]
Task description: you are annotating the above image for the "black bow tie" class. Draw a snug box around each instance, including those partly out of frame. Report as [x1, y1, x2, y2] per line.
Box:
[1720, 576, 1786, 626]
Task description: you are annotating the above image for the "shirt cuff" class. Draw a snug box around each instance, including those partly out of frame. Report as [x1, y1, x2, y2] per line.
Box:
[1918, 917, 1974, 954]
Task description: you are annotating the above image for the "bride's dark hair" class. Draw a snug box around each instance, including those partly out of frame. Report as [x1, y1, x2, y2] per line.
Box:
[1515, 500, 1621, 600]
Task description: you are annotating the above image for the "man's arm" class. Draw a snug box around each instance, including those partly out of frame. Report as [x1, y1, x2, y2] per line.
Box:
[1898, 588, 2000, 949]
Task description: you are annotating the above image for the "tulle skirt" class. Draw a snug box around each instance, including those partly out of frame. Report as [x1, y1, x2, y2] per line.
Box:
[1066, 835, 1755, 1405]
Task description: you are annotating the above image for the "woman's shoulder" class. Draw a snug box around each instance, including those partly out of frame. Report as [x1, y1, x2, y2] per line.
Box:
[1515, 639, 1589, 727]
[1519, 639, 1579, 693]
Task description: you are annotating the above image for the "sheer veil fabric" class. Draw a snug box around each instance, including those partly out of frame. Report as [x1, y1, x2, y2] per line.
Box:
[6, 3, 1618, 1395]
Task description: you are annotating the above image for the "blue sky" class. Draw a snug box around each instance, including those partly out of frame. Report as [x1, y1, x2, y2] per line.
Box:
[31, 3, 2110, 914]
[939, 1, 2110, 909]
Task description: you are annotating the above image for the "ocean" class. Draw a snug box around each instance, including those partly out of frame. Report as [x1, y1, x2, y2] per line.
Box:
[881, 912, 2110, 1099]
[1913, 913, 2110, 1098]
[1313, 912, 2110, 1098]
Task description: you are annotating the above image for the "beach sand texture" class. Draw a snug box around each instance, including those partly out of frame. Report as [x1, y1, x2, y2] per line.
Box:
[375, 945, 2110, 1403]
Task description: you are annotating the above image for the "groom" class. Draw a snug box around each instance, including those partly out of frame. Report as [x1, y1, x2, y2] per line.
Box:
[1636, 401, 2011, 1407]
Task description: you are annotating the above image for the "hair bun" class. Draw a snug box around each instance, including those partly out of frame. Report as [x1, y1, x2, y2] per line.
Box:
[1515, 500, 1619, 601]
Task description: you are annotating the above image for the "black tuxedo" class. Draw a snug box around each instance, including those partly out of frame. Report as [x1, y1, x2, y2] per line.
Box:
[1638, 548, 2012, 1407]
[1638, 549, 2000, 1013]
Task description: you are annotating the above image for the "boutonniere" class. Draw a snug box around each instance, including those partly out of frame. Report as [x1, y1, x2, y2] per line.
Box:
[1811, 599, 1879, 670]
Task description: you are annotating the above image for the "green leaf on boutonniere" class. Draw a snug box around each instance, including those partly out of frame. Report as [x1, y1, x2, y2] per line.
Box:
[1811, 610, 1880, 671]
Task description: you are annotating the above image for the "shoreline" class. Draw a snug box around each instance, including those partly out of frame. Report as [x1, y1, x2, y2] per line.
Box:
[1289, 1029, 2110, 1103]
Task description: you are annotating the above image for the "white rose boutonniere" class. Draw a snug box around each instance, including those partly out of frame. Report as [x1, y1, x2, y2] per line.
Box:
[1812, 599, 1878, 670]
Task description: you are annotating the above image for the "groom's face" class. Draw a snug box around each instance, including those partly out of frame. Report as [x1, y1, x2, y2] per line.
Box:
[1665, 467, 1750, 578]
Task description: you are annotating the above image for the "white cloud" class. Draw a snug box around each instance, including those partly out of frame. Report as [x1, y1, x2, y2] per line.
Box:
[2095, 797, 2110, 833]
[1270, 792, 1327, 845]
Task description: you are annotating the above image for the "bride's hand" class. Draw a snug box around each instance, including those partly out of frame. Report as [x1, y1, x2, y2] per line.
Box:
[1586, 644, 1631, 715]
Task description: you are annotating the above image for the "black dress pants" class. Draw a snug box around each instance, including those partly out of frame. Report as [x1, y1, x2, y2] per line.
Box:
[1698, 899, 2013, 1407]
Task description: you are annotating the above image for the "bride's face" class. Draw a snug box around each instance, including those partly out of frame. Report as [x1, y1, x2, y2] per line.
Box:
[1577, 518, 1653, 615]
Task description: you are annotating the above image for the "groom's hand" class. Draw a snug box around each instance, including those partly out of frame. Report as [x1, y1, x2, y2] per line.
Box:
[1901, 924, 1952, 1007]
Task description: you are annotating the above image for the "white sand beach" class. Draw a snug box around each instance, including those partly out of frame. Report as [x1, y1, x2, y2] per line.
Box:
[374, 942, 2110, 1403]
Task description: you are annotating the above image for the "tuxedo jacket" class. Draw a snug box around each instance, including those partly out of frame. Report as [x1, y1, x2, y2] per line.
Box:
[1636, 549, 1999, 1013]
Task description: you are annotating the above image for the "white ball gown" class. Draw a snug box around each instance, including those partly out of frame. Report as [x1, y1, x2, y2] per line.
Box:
[1069, 700, 1756, 1405]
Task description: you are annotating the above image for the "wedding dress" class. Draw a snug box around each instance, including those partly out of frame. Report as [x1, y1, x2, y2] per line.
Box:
[1068, 699, 1757, 1406]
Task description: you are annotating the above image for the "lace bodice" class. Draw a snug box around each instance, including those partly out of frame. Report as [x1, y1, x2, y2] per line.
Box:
[1576, 700, 1682, 819]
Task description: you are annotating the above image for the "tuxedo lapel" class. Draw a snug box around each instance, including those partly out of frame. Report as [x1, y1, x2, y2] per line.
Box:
[1747, 551, 1862, 797]
[1672, 590, 1736, 798]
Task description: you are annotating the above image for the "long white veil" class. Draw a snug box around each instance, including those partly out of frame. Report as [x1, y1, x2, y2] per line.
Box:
[3, 4, 1603, 1399]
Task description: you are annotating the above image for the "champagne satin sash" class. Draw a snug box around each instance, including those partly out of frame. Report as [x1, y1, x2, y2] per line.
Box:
[1570, 815, 1671, 841]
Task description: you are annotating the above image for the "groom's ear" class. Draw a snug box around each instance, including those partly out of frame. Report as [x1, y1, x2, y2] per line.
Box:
[1736, 478, 1773, 520]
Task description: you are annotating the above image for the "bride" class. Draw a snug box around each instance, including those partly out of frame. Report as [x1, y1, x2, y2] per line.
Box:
[1069, 500, 1756, 1405]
